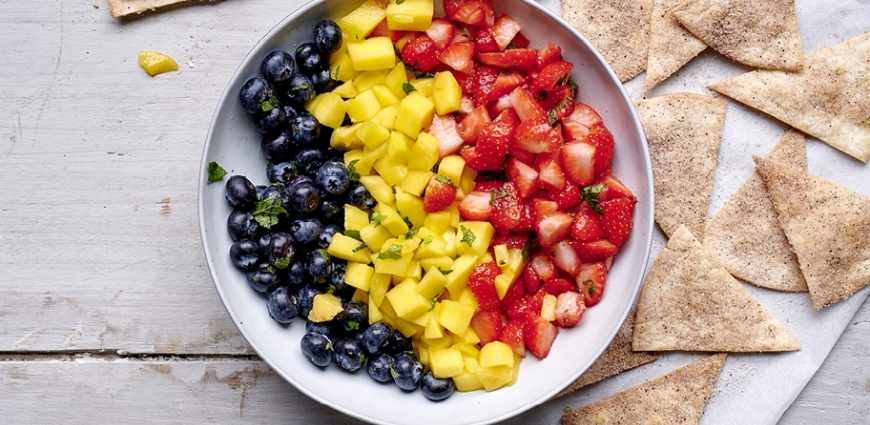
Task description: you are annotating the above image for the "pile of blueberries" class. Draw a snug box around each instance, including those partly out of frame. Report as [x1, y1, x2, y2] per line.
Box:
[225, 20, 454, 401]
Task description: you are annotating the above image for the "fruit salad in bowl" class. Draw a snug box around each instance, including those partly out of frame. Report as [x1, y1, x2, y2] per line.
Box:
[199, 0, 653, 423]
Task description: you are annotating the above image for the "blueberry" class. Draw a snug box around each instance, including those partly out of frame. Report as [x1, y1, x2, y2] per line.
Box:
[361, 321, 394, 354]
[261, 128, 298, 161]
[294, 148, 327, 176]
[333, 337, 366, 372]
[300, 332, 333, 367]
[318, 223, 341, 249]
[296, 284, 321, 318]
[266, 161, 299, 185]
[318, 198, 343, 223]
[307, 248, 332, 284]
[383, 330, 412, 354]
[268, 231, 296, 268]
[290, 111, 321, 147]
[247, 262, 280, 293]
[421, 371, 455, 401]
[281, 259, 307, 289]
[337, 301, 368, 333]
[261, 50, 295, 84]
[315, 160, 350, 196]
[287, 174, 313, 189]
[227, 209, 259, 241]
[309, 66, 336, 93]
[305, 320, 335, 339]
[366, 353, 394, 383]
[295, 42, 325, 75]
[289, 217, 322, 246]
[225, 175, 257, 209]
[282, 103, 300, 121]
[281, 72, 316, 106]
[257, 183, 288, 206]
[229, 239, 260, 270]
[266, 285, 298, 323]
[286, 181, 321, 215]
[314, 20, 342, 55]
[255, 232, 272, 258]
[392, 352, 424, 391]
[345, 182, 377, 210]
[239, 77, 274, 115]
[253, 105, 286, 133]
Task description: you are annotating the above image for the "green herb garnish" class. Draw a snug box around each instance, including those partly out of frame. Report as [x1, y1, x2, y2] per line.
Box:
[345, 230, 363, 241]
[206, 161, 227, 183]
[581, 183, 605, 214]
[402, 82, 417, 94]
[460, 226, 476, 247]
[371, 211, 385, 227]
[378, 244, 403, 260]
[348, 159, 361, 182]
[252, 195, 287, 229]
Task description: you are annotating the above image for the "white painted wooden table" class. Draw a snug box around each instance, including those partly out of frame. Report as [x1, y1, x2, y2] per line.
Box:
[1, 1, 868, 423]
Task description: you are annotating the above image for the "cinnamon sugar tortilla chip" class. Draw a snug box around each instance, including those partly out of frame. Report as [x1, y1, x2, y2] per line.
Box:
[561, 354, 726, 425]
[109, 0, 209, 18]
[709, 33, 870, 162]
[754, 157, 870, 309]
[672, 0, 804, 71]
[704, 129, 809, 292]
[555, 310, 658, 398]
[561, 0, 653, 82]
[634, 93, 727, 240]
[643, 0, 707, 92]
[633, 225, 801, 352]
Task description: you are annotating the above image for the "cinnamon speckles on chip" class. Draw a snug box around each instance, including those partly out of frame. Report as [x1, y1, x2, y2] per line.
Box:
[643, 0, 707, 92]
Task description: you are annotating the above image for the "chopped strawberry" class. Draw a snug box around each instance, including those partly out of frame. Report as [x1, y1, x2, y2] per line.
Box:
[571, 239, 619, 262]
[490, 231, 529, 249]
[457, 105, 491, 142]
[468, 262, 502, 310]
[567, 102, 604, 127]
[532, 61, 573, 92]
[544, 85, 576, 125]
[554, 291, 586, 328]
[510, 31, 530, 48]
[499, 277, 526, 312]
[531, 197, 559, 223]
[400, 35, 442, 73]
[469, 66, 499, 106]
[472, 180, 504, 193]
[370, 19, 407, 43]
[549, 239, 581, 276]
[426, 18, 456, 49]
[522, 313, 559, 359]
[562, 118, 590, 142]
[497, 318, 526, 357]
[466, 109, 515, 171]
[474, 26, 500, 53]
[461, 146, 502, 172]
[515, 203, 535, 231]
[478, 49, 539, 72]
[458, 190, 493, 220]
[445, 0, 495, 27]
[513, 117, 563, 154]
[587, 123, 615, 177]
[540, 278, 576, 296]
[428, 114, 464, 158]
[537, 211, 573, 248]
[469, 309, 503, 345]
[599, 197, 636, 246]
[521, 252, 556, 293]
[536, 153, 567, 191]
[505, 157, 539, 199]
[506, 290, 545, 319]
[559, 140, 596, 186]
[537, 44, 562, 68]
[491, 13, 524, 51]
[438, 40, 475, 74]
[490, 182, 523, 230]
[547, 181, 580, 209]
[486, 71, 526, 102]
[576, 261, 606, 306]
[423, 174, 458, 213]
[509, 86, 547, 122]
[570, 203, 606, 242]
[596, 175, 635, 203]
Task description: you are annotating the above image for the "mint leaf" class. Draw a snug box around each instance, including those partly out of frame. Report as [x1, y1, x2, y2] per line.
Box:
[273, 257, 291, 270]
[317, 248, 330, 261]
[434, 174, 454, 186]
[371, 211, 385, 227]
[396, 0, 406, 4]
[424, 235, 434, 245]
[345, 230, 362, 241]
[489, 187, 511, 205]
[352, 242, 368, 253]
[460, 226, 476, 247]
[260, 93, 280, 113]
[207, 161, 227, 183]
[378, 244, 404, 260]
[252, 195, 287, 229]
[438, 268, 453, 275]
[405, 227, 420, 239]
[348, 159, 361, 182]
[581, 183, 605, 214]
[402, 82, 416, 95]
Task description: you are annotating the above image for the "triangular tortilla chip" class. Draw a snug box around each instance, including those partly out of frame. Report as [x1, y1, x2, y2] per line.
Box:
[109, 0, 204, 18]
[754, 157, 870, 309]
[555, 310, 658, 398]
[634, 93, 727, 239]
[672, 0, 804, 71]
[643, 0, 707, 92]
[710, 33, 870, 162]
[561, 0, 653, 82]
[704, 129, 809, 292]
[633, 225, 801, 352]
[561, 354, 726, 425]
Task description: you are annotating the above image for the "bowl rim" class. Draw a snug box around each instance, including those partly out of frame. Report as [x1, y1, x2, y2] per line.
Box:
[197, 0, 653, 423]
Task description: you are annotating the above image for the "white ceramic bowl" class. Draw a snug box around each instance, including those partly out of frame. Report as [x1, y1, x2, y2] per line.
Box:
[199, 1, 653, 424]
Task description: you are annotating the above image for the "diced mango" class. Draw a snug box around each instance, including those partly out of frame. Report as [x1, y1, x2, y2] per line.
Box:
[308, 293, 344, 322]
[436, 299, 475, 335]
[332, 80, 358, 98]
[373, 247, 413, 276]
[384, 62, 410, 99]
[476, 365, 514, 392]
[423, 211, 453, 235]
[419, 255, 453, 272]
[395, 93, 435, 139]
[373, 157, 408, 187]
[408, 131, 440, 171]
[541, 293, 558, 321]
[327, 233, 372, 263]
[332, 124, 364, 151]
[357, 120, 391, 148]
[395, 189, 427, 228]
[429, 347, 464, 378]
[372, 84, 400, 106]
[306, 92, 347, 129]
[416, 267, 449, 299]
[362, 141, 388, 165]
[387, 131, 412, 164]
[337, 0, 387, 40]
[455, 221, 495, 257]
[369, 297, 384, 323]
[409, 77, 434, 98]
[359, 175, 394, 205]
[360, 222, 392, 252]
[369, 272, 392, 307]
[329, 50, 358, 82]
[432, 71, 462, 114]
[344, 204, 370, 233]
[424, 314, 447, 340]
[386, 0, 434, 31]
[138, 50, 178, 76]
[437, 155, 466, 187]
[352, 69, 390, 93]
[401, 170, 435, 196]
[371, 103, 399, 130]
[453, 372, 485, 392]
[352, 288, 369, 303]
[346, 89, 382, 122]
[385, 278, 432, 320]
[345, 262, 374, 292]
[347, 36, 397, 71]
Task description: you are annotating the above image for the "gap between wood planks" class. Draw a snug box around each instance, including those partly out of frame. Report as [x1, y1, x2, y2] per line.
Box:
[0, 351, 261, 362]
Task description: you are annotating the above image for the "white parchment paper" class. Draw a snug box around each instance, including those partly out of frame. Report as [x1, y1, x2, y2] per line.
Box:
[500, 0, 870, 424]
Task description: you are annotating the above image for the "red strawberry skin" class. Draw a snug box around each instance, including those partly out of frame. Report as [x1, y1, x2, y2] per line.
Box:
[423, 175, 458, 212]
[468, 262, 502, 310]
[599, 197, 636, 246]
[469, 309, 503, 345]
[400, 35, 442, 72]
[498, 318, 526, 357]
[458, 190, 493, 221]
[522, 313, 559, 359]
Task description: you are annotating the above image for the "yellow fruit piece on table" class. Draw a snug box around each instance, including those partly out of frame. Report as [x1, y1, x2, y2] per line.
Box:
[409, 77, 434, 98]
[306, 92, 347, 129]
[395, 93, 435, 139]
[308, 293, 344, 322]
[359, 175, 394, 205]
[337, 0, 386, 40]
[331, 80, 358, 99]
[416, 266, 448, 299]
[395, 188, 426, 228]
[429, 347, 464, 378]
[369, 272, 392, 307]
[401, 170, 434, 197]
[347, 36, 397, 71]
[345, 262, 374, 292]
[387, 131, 412, 164]
[384, 62, 410, 99]
[476, 365, 514, 392]
[480, 341, 515, 369]
[333, 124, 364, 151]
[541, 293, 558, 321]
[424, 314, 446, 339]
[408, 131, 440, 171]
[374, 204, 410, 237]
[371, 103, 399, 130]
[386, 0, 434, 31]
[494, 274, 514, 300]
[360, 222, 392, 252]
[415, 234, 448, 259]
[456, 221, 495, 257]
[373, 157, 408, 187]
[357, 120, 391, 149]
[346, 89, 382, 122]
[432, 71, 462, 115]
[353, 69, 390, 93]
[420, 255, 453, 272]
[385, 278, 432, 320]
[372, 85, 400, 106]
[329, 50, 358, 83]
[369, 297, 384, 323]
[437, 155, 466, 187]
[138, 50, 178, 76]
[362, 141, 388, 166]
[435, 299, 475, 335]
[327, 233, 372, 263]
[343, 204, 370, 233]
[423, 210, 452, 235]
